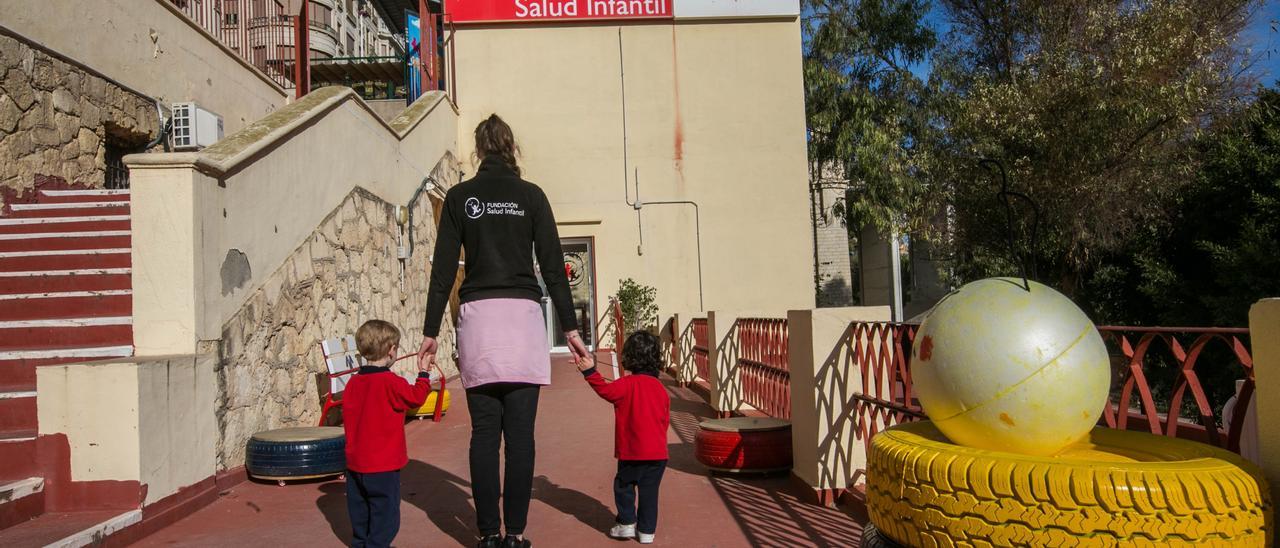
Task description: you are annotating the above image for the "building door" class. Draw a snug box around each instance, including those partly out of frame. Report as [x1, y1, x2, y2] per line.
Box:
[545, 238, 596, 353]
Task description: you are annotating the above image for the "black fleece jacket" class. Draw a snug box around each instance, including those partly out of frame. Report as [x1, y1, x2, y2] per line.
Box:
[422, 157, 577, 337]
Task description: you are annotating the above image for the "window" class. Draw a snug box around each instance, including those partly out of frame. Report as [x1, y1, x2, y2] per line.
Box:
[346, 34, 355, 54]
[252, 45, 267, 69]
[311, 4, 331, 25]
[104, 140, 129, 190]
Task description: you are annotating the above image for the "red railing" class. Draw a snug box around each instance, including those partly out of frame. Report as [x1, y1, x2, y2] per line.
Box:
[692, 318, 710, 382]
[1097, 326, 1253, 452]
[737, 318, 791, 419]
[166, 0, 298, 89]
[850, 323, 1254, 461]
[849, 322, 922, 460]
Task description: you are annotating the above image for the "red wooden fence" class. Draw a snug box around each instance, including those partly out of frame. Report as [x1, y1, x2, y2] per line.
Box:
[849, 323, 1253, 465]
[737, 318, 790, 419]
[691, 318, 709, 382]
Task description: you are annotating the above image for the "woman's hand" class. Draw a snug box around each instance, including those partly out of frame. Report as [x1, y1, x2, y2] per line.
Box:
[564, 330, 591, 362]
[417, 348, 434, 374]
[418, 336, 438, 365]
[575, 356, 592, 372]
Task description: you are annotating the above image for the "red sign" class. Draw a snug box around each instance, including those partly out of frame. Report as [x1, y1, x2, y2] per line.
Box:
[445, 0, 673, 24]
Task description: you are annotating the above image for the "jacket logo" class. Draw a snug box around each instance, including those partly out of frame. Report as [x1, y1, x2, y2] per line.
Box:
[465, 197, 485, 219]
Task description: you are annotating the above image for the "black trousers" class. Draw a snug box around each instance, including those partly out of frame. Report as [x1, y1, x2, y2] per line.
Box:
[467, 382, 541, 536]
[346, 469, 401, 548]
[614, 460, 667, 534]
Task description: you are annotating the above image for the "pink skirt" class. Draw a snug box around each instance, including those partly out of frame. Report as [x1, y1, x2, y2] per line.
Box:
[456, 298, 551, 389]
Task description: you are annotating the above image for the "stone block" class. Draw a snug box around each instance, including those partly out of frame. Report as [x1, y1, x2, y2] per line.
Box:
[60, 140, 80, 161]
[54, 112, 78, 143]
[77, 128, 100, 153]
[79, 98, 101, 128]
[0, 35, 19, 67]
[2, 69, 35, 111]
[85, 76, 107, 102]
[0, 95, 18, 133]
[51, 88, 77, 115]
[31, 61, 59, 91]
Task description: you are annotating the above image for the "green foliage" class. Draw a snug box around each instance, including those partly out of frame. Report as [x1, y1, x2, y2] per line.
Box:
[1082, 87, 1280, 327]
[616, 278, 658, 333]
[804, 0, 937, 233]
[928, 0, 1257, 292]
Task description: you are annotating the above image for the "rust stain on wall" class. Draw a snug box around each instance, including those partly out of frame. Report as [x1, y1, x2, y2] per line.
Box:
[671, 25, 685, 187]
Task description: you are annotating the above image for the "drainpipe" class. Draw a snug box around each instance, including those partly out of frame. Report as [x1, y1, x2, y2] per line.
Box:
[632, 172, 704, 312]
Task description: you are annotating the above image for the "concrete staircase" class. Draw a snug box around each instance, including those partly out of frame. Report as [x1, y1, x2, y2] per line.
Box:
[0, 188, 136, 543]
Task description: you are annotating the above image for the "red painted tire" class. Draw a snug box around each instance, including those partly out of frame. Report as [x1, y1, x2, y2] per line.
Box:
[695, 417, 792, 472]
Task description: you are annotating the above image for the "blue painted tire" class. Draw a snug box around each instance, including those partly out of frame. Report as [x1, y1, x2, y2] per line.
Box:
[246, 426, 346, 479]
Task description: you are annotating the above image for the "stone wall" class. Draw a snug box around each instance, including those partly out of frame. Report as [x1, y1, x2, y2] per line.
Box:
[0, 31, 160, 192]
[215, 154, 460, 469]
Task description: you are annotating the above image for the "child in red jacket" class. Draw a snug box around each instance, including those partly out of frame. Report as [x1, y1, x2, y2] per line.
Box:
[577, 330, 671, 545]
[343, 320, 435, 548]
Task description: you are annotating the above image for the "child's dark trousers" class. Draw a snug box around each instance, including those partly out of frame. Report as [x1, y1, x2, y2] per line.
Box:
[346, 469, 401, 548]
[613, 459, 667, 534]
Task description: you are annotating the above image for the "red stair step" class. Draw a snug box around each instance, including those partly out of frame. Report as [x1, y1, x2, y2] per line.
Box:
[0, 351, 134, 392]
[0, 360, 34, 392]
[0, 477, 45, 530]
[0, 273, 131, 295]
[0, 396, 36, 433]
[0, 435, 37, 480]
[0, 294, 131, 321]
[3, 204, 129, 219]
[36, 191, 130, 204]
[0, 219, 130, 235]
[0, 324, 132, 351]
[0, 509, 135, 547]
[0, 235, 130, 253]
[0, 252, 130, 273]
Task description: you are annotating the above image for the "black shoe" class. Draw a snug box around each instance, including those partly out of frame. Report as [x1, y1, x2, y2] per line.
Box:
[477, 534, 503, 548]
[502, 535, 531, 548]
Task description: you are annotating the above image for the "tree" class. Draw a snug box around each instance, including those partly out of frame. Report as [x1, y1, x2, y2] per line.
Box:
[804, 0, 937, 233]
[616, 278, 658, 333]
[927, 0, 1258, 293]
[1085, 86, 1280, 327]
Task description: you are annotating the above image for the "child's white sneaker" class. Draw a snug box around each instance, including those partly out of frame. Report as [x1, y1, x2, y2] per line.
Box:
[608, 523, 636, 539]
[638, 532, 655, 544]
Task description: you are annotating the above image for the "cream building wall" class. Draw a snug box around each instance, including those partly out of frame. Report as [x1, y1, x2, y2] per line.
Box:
[452, 18, 815, 319]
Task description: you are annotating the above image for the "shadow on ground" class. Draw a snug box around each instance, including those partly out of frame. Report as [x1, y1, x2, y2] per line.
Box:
[661, 376, 866, 547]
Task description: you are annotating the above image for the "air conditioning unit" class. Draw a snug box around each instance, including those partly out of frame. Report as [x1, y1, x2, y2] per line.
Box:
[170, 102, 224, 150]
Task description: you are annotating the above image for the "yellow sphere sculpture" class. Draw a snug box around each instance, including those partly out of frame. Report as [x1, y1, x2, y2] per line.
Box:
[911, 278, 1110, 456]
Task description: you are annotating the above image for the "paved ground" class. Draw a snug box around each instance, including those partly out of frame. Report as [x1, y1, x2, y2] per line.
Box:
[134, 356, 865, 547]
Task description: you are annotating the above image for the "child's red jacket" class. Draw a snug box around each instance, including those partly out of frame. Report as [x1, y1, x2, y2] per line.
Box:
[582, 367, 671, 461]
[342, 366, 433, 473]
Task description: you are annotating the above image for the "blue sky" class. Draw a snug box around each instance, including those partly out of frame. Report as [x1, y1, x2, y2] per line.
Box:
[907, 1, 1280, 86]
[1244, 1, 1280, 86]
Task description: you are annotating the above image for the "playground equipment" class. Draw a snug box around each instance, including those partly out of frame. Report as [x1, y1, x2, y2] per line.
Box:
[406, 385, 452, 419]
[868, 421, 1270, 546]
[695, 417, 792, 473]
[246, 426, 346, 486]
[864, 278, 1272, 547]
[909, 278, 1110, 457]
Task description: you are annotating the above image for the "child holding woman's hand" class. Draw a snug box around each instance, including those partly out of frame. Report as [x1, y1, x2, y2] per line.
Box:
[576, 331, 671, 544]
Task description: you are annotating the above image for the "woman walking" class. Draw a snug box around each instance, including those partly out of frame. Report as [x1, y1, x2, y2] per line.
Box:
[419, 115, 591, 548]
